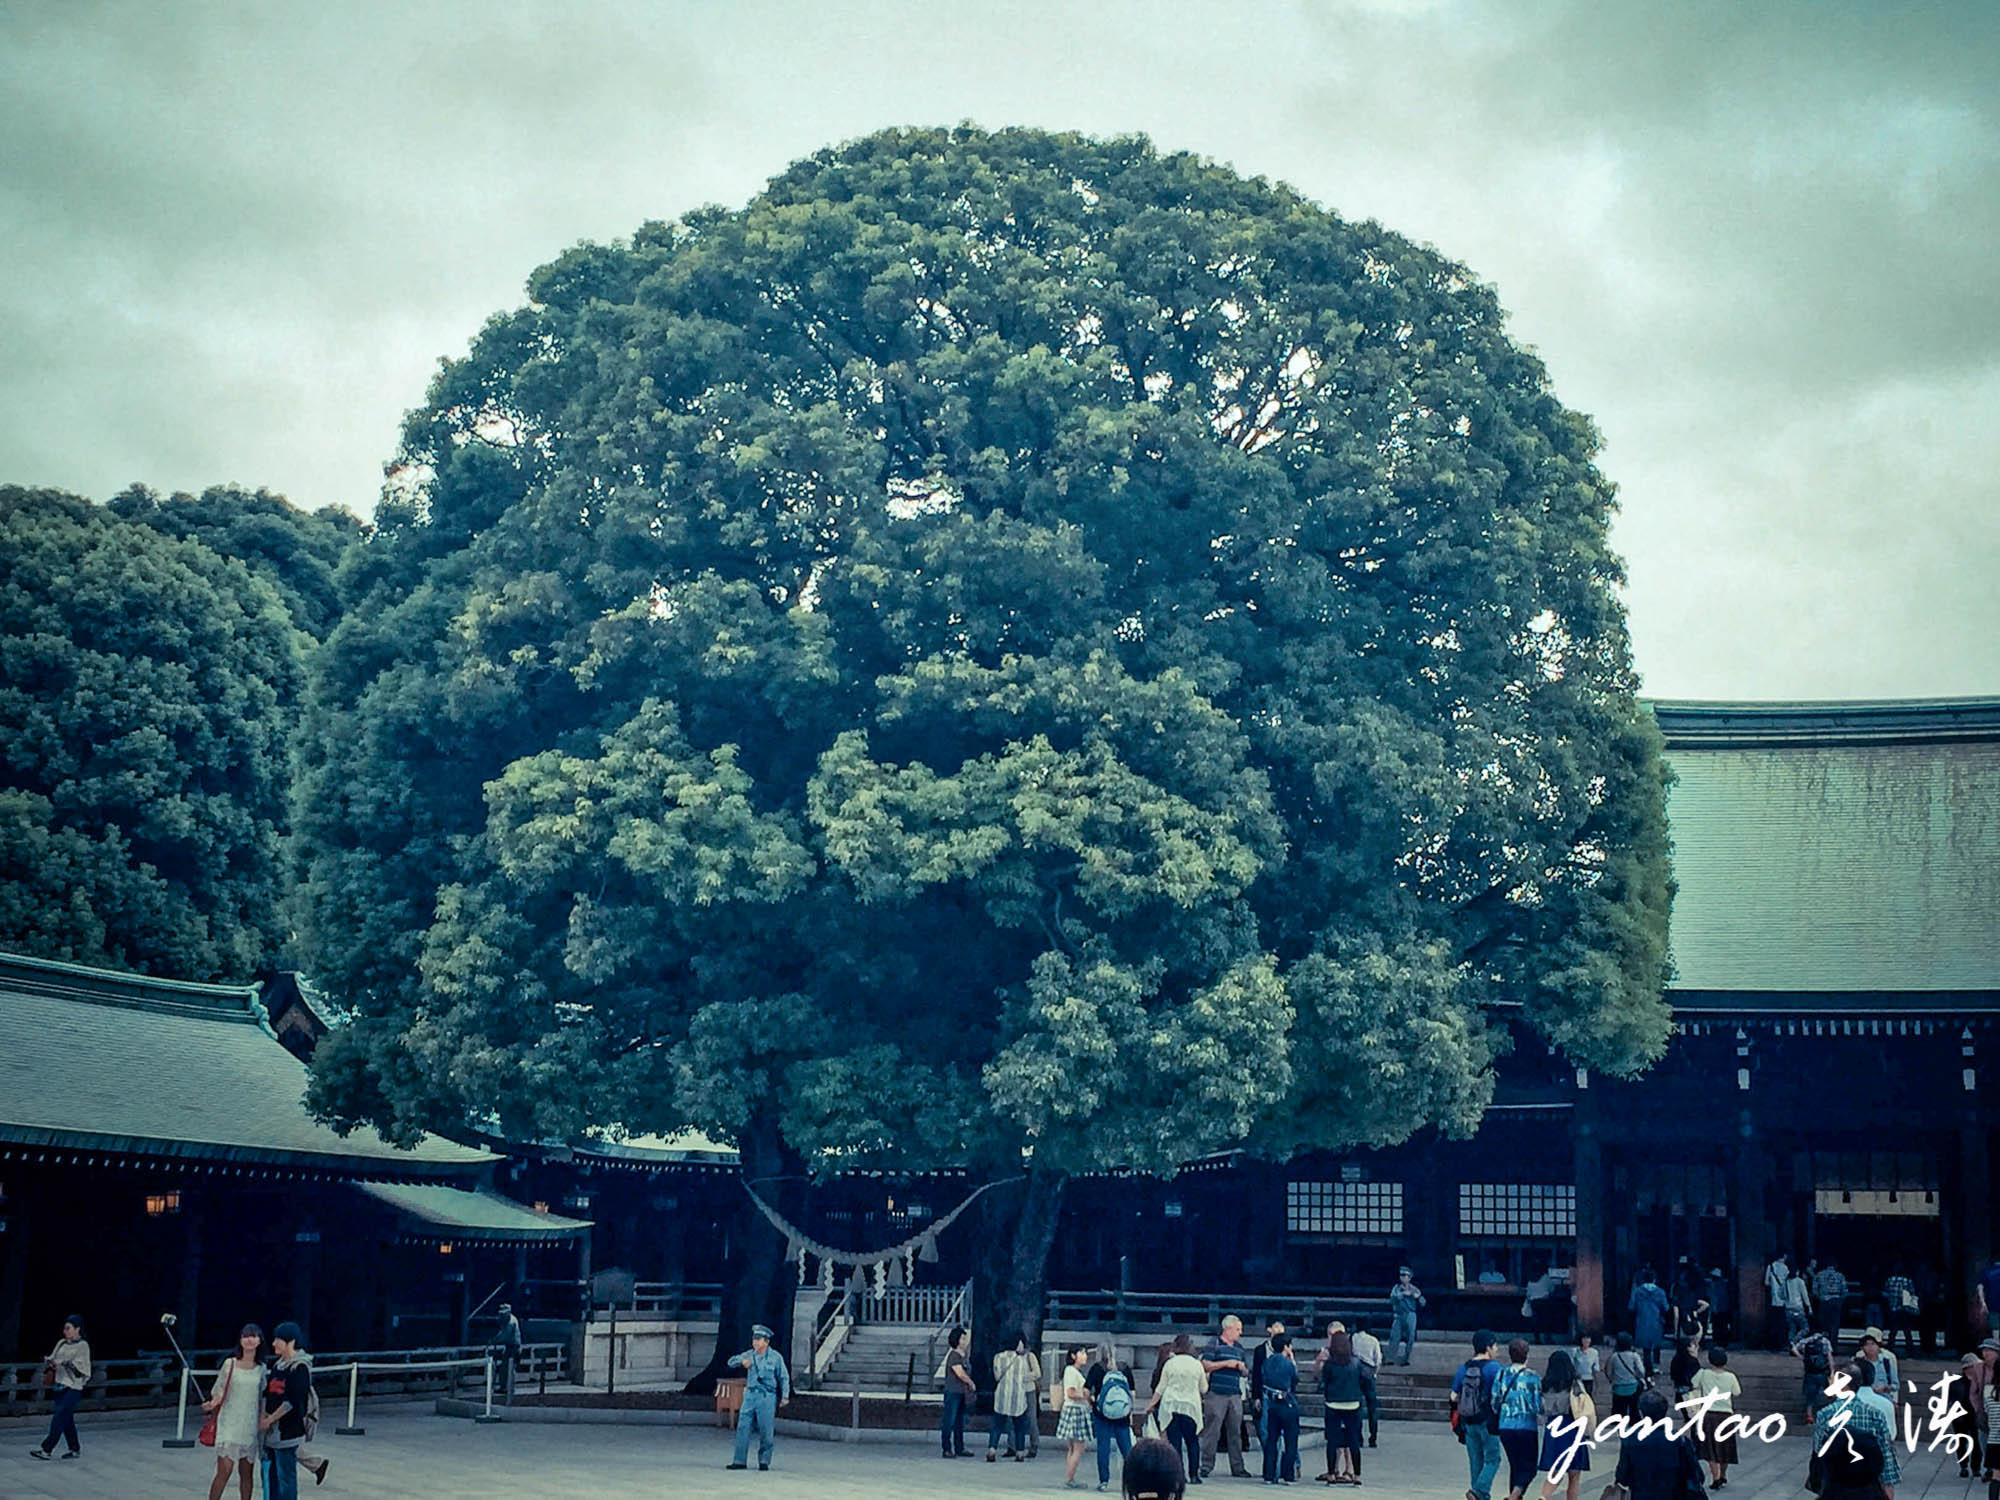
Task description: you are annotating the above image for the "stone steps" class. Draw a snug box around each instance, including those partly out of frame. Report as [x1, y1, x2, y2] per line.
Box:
[820, 1325, 939, 1392]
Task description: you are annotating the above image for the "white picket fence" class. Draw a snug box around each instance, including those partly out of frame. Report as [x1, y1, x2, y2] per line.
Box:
[855, 1284, 965, 1324]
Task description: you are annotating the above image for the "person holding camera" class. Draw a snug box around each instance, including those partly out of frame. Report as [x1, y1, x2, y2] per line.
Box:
[29, 1314, 91, 1461]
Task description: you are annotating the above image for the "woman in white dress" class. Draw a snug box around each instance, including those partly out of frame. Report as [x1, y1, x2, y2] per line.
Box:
[202, 1323, 266, 1500]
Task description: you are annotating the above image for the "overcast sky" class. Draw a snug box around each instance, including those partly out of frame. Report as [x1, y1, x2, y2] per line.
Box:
[3, 0, 1994, 700]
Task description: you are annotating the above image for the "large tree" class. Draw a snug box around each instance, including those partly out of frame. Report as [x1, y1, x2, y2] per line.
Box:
[109, 483, 364, 640]
[295, 127, 1673, 1377]
[0, 486, 305, 979]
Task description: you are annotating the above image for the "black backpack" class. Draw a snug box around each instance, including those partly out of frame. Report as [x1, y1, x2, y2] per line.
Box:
[1457, 1360, 1493, 1426]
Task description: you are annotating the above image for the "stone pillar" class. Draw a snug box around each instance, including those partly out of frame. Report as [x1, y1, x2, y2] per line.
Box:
[789, 1284, 817, 1382]
[1572, 1080, 1605, 1335]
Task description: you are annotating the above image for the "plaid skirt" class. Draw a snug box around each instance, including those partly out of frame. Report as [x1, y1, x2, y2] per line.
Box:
[1056, 1397, 1094, 1442]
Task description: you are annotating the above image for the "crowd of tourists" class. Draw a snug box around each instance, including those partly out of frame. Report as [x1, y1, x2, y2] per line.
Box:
[923, 1270, 1429, 1489]
[1760, 1252, 1939, 1353]
[1442, 1256, 2000, 1500]
[929, 1307, 1400, 1489]
[1450, 1329, 1742, 1500]
[916, 1252, 1991, 1499]
[35, 1252, 2000, 1500]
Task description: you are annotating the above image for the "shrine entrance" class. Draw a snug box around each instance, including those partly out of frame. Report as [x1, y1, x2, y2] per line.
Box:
[1796, 1150, 1945, 1297]
[1611, 1157, 1734, 1309]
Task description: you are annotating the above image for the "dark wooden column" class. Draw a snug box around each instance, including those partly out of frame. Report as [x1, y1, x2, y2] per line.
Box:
[291, 1215, 319, 1345]
[1732, 1109, 1767, 1344]
[177, 1193, 204, 1348]
[1414, 1152, 1453, 1288]
[1573, 1076, 1606, 1334]
[1960, 1124, 1990, 1348]
[349, 1225, 383, 1350]
[0, 1190, 29, 1359]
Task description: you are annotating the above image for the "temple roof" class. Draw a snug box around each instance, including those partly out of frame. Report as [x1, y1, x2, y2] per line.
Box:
[1653, 698, 2000, 994]
[0, 951, 492, 1177]
[355, 1181, 591, 1243]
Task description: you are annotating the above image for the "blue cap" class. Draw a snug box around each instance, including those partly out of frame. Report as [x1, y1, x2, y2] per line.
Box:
[751, 1324, 774, 1340]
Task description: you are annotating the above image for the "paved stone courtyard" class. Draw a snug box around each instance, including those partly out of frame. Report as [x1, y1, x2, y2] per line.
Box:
[3, 1406, 1982, 1500]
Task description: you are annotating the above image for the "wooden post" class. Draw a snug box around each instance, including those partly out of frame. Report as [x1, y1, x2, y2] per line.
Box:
[1572, 1091, 1606, 1336]
[178, 1194, 203, 1349]
[292, 1214, 318, 1346]
[1961, 1124, 1990, 1348]
[1731, 1114, 1767, 1346]
[0, 1188, 28, 1360]
[350, 1227, 382, 1351]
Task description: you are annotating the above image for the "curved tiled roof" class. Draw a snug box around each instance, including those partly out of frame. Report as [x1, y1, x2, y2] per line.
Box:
[0, 952, 491, 1176]
[1654, 699, 2000, 993]
[355, 1181, 590, 1242]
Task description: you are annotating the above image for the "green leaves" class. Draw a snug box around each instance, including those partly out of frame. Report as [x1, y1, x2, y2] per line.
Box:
[487, 699, 814, 907]
[294, 126, 1673, 1176]
[1272, 937, 1498, 1156]
[0, 487, 306, 980]
[982, 951, 1292, 1175]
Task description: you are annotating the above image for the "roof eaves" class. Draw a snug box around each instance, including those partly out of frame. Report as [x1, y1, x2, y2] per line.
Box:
[355, 1182, 593, 1242]
[1650, 696, 2000, 749]
[1667, 989, 2000, 1016]
[0, 950, 263, 1019]
[0, 1123, 493, 1178]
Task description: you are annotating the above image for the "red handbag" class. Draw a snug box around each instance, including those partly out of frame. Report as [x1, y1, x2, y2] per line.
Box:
[198, 1360, 234, 1447]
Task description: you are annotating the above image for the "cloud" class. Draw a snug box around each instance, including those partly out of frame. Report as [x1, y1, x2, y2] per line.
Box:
[1283, 0, 2000, 696]
[0, 0, 1992, 697]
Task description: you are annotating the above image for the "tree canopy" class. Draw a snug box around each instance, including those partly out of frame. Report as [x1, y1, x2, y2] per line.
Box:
[297, 123, 1671, 1205]
[109, 483, 363, 640]
[0, 486, 307, 979]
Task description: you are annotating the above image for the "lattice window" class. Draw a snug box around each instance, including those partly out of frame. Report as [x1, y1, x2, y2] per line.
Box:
[1458, 1183, 1575, 1238]
[1287, 1180, 1404, 1235]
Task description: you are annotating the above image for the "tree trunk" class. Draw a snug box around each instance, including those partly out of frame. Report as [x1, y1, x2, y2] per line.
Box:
[683, 1118, 807, 1395]
[970, 1167, 1068, 1402]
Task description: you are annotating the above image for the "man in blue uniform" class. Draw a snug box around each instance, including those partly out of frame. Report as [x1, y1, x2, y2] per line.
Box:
[1388, 1267, 1426, 1365]
[726, 1324, 792, 1471]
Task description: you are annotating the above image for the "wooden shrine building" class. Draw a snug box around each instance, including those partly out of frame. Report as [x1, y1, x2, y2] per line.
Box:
[1045, 697, 2000, 1345]
[0, 953, 590, 1360]
[3, 695, 1994, 1358]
